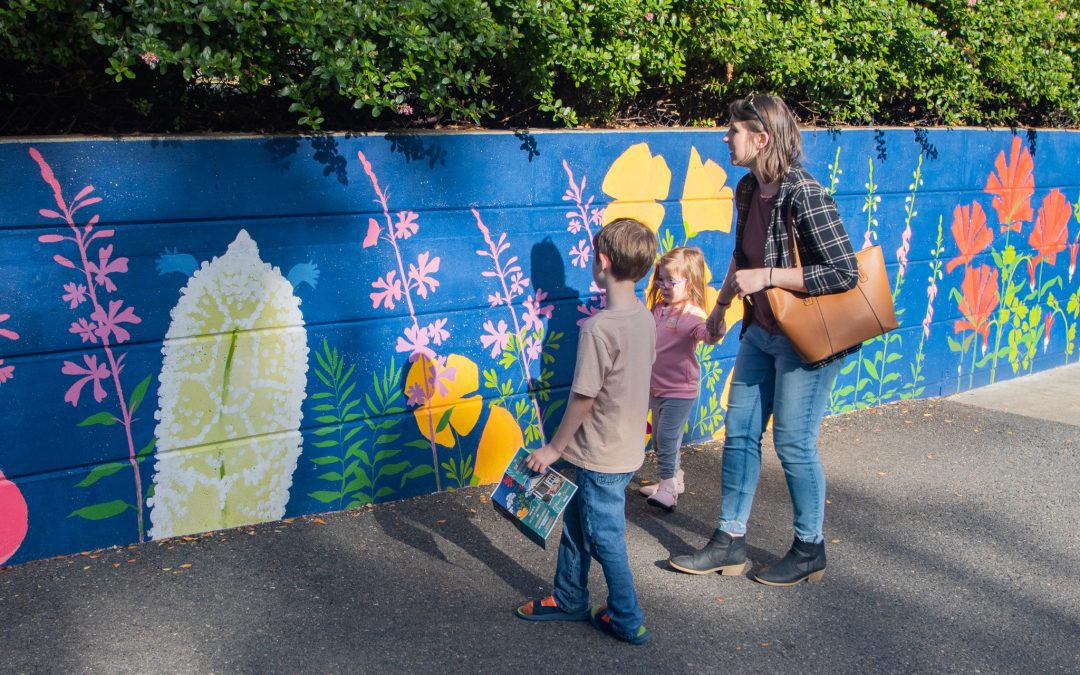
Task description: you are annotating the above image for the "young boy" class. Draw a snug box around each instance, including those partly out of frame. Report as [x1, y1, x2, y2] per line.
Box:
[514, 218, 658, 645]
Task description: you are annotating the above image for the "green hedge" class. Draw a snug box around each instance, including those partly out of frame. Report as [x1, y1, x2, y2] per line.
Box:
[1, 0, 1077, 134]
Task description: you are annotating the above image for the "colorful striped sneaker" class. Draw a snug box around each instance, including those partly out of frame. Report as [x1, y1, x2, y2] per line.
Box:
[514, 595, 590, 622]
[589, 605, 651, 645]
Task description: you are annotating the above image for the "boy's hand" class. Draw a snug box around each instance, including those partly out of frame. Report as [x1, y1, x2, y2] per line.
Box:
[526, 444, 562, 473]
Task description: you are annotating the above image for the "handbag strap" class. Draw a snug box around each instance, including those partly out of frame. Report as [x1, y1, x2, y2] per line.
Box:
[782, 202, 803, 269]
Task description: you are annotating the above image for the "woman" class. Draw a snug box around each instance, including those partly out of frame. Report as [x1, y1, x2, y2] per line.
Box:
[668, 94, 858, 586]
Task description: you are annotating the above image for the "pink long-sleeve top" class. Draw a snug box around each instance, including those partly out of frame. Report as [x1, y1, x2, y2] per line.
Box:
[650, 303, 712, 399]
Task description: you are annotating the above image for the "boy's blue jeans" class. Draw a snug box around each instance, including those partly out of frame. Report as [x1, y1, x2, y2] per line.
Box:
[719, 324, 843, 544]
[553, 467, 643, 636]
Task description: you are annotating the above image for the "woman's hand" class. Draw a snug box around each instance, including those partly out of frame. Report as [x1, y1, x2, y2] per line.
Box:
[732, 268, 772, 298]
[706, 302, 729, 342]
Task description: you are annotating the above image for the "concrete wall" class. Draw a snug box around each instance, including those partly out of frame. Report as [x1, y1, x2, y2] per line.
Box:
[1, 128, 1077, 565]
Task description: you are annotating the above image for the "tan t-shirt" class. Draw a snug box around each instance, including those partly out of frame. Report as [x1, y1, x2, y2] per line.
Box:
[562, 302, 656, 473]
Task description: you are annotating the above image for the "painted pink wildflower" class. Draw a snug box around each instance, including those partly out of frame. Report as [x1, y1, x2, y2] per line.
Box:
[69, 318, 99, 344]
[487, 291, 507, 308]
[427, 318, 449, 346]
[62, 282, 88, 309]
[370, 270, 403, 309]
[480, 319, 510, 358]
[862, 229, 876, 250]
[525, 336, 542, 361]
[395, 324, 435, 362]
[522, 290, 554, 332]
[86, 244, 129, 293]
[895, 223, 912, 278]
[91, 299, 141, 344]
[570, 240, 591, 268]
[406, 383, 427, 406]
[567, 219, 583, 234]
[62, 354, 110, 407]
[407, 252, 441, 299]
[508, 271, 529, 298]
[922, 282, 938, 339]
[362, 218, 381, 248]
[394, 211, 420, 239]
[424, 357, 457, 399]
[0, 360, 13, 384]
[0, 314, 18, 342]
[562, 161, 603, 266]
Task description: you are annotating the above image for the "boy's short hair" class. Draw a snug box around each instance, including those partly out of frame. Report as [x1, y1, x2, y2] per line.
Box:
[593, 218, 658, 282]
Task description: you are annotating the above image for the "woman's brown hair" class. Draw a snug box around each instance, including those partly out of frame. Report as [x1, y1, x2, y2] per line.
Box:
[729, 94, 802, 184]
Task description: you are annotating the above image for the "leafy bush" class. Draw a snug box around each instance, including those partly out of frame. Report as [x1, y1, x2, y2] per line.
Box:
[0, 0, 1077, 134]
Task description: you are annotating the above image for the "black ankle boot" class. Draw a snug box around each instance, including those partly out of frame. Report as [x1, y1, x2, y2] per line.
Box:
[668, 529, 748, 575]
[751, 537, 826, 586]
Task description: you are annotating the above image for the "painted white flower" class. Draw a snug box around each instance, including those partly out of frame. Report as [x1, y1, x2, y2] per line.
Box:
[148, 230, 308, 540]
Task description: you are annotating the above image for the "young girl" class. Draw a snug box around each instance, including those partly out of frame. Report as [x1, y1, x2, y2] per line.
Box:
[640, 246, 717, 511]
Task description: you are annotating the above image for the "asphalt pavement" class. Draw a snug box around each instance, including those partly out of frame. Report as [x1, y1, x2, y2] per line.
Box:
[3, 365, 1078, 674]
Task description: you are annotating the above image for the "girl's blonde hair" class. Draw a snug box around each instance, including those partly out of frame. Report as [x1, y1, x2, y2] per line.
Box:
[647, 246, 708, 312]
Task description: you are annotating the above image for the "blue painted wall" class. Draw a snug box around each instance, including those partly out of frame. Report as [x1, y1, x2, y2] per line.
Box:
[1, 128, 1078, 565]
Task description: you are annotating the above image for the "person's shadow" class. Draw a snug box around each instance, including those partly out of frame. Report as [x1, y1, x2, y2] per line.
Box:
[530, 238, 581, 442]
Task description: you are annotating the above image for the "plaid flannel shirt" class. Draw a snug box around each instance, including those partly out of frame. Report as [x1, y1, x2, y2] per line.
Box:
[732, 162, 860, 367]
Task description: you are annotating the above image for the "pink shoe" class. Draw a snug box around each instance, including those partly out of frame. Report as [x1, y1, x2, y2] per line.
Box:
[638, 469, 684, 497]
[647, 484, 678, 512]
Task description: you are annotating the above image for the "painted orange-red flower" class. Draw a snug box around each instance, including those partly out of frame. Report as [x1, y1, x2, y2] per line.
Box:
[954, 265, 999, 351]
[946, 202, 992, 273]
[984, 136, 1034, 232]
[1028, 189, 1069, 265]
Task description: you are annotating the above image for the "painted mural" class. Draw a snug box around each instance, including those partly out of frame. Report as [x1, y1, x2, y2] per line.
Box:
[1, 128, 1078, 565]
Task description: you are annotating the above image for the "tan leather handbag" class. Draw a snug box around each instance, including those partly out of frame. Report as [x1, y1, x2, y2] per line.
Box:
[765, 210, 898, 364]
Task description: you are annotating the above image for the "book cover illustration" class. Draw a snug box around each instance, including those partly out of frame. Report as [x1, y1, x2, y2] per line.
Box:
[490, 448, 577, 548]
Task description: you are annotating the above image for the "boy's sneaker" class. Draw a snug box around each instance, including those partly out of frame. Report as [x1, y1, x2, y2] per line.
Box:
[638, 468, 684, 497]
[589, 605, 651, 645]
[514, 595, 590, 622]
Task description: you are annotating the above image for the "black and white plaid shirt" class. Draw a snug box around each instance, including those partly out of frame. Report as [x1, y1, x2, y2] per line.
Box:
[731, 162, 860, 367]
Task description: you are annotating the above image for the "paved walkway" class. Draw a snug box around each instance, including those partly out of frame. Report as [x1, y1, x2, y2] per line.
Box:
[3, 366, 1078, 673]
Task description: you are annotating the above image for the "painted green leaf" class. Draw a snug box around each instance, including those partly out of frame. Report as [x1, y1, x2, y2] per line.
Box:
[314, 414, 341, 424]
[310, 391, 334, 400]
[69, 499, 131, 520]
[310, 456, 340, 466]
[313, 425, 340, 436]
[405, 439, 431, 450]
[127, 374, 152, 416]
[309, 490, 341, 504]
[137, 437, 156, 458]
[76, 462, 128, 487]
[377, 461, 410, 479]
[435, 407, 454, 433]
[317, 471, 343, 481]
[78, 411, 117, 427]
[311, 439, 339, 448]
[374, 487, 396, 499]
[373, 448, 400, 464]
[312, 404, 336, 412]
[374, 433, 401, 446]
[344, 473, 371, 492]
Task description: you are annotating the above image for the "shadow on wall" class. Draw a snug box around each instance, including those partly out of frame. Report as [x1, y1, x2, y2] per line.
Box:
[530, 237, 581, 442]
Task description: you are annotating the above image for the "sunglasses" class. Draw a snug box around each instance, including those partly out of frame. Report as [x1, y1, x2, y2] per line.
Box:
[744, 93, 770, 134]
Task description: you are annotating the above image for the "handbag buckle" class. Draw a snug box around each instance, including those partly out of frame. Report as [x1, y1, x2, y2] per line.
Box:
[802, 297, 814, 307]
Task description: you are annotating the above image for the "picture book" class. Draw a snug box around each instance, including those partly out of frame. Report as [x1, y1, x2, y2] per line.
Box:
[490, 448, 577, 548]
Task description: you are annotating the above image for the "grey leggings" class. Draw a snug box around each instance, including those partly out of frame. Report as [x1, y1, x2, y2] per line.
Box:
[649, 396, 696, 479]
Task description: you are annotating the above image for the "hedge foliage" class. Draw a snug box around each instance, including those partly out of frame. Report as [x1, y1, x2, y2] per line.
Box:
[1, 0, 1077, 134]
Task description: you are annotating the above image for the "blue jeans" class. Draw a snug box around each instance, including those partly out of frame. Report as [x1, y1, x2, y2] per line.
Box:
[719, 324, 843, 544]
[650, 396, 696, 479]
[553, 467, 644, 636]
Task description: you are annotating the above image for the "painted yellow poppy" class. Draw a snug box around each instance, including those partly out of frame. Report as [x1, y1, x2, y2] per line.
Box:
[406, 353, 482, 448]
[681, 147, 735, 238]
[473, 404, 525, 485]
[601, 143, 671, 231]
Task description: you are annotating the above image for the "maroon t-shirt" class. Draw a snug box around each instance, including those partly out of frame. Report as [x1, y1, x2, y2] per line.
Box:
[740, 189, 783, 335]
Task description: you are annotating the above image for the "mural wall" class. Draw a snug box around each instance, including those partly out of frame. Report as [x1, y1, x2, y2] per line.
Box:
[1, 128, 1078, 565]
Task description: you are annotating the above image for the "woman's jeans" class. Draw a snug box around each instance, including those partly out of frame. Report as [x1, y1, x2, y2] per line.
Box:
[553, 467, 644, 636]
[650, 396, 696, 479]
[719, 324, 843, 544]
